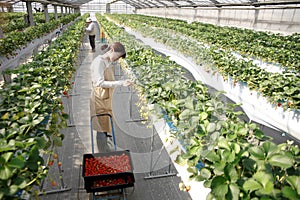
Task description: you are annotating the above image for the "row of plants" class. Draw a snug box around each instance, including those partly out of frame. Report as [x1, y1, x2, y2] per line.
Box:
[0, 12, 63, 34]
[0, 12, 26, 21]
[0, 12, 27, 33]
[107, 14, 300, 111]
[0, 13, 87, 199]
[0, 13, 80, 59]
[96, 13, 300, 200]
[114, 14, 300, 71]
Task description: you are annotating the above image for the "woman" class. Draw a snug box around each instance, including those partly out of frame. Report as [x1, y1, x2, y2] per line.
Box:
[90, 42, 132, 152]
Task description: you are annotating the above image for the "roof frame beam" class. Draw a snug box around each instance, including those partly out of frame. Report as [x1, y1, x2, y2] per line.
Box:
[151, 0, 168, 7]
[166, 0, 179, 6]
[129, 0, 155, 8]
[132, 0, 300, 8]
[22, 0, 85, 8]
[109, 0, 151, 9]
[140, 0, 161, 8]
[120, 0, 143, 9]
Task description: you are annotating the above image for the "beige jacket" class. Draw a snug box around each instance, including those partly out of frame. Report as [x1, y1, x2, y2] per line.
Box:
[86, 22, 96, 36]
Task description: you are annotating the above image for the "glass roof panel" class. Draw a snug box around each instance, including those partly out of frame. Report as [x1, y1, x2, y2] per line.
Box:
[0, 0, 93, 6]
[0, 0, 21, 5]
[216, 0, 250, 3]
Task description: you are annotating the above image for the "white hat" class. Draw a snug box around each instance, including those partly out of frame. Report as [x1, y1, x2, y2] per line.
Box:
[86, 18, 92, 23]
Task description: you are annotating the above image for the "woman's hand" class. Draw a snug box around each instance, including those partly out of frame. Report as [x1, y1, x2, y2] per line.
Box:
[123, 79, 134, 87]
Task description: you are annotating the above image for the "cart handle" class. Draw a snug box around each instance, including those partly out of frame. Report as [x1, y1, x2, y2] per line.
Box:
[90, 114, 116, 154]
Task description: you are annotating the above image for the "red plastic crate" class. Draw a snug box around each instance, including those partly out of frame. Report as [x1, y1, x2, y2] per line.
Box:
[82, 150, 135, 193]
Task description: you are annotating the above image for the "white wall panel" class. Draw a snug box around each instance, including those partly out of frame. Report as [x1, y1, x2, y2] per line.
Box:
[282, 9, 294, 22]
[137, 6, 300, 34]
[293, 9, 300, 22]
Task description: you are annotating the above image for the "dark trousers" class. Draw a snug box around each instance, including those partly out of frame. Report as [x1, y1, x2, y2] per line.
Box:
[89, 35, 95, 50]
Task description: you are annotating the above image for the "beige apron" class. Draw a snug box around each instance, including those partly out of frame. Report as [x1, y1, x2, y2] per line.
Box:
[90, 66, 114, 134]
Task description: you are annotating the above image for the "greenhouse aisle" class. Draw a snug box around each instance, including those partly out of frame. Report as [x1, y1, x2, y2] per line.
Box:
[39, 20, 192, 200]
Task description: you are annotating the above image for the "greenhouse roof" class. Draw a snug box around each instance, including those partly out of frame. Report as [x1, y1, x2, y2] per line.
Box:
[0, 0, 93, 7]
[109, 0, 300, 8]
[0, 0, 298, 8]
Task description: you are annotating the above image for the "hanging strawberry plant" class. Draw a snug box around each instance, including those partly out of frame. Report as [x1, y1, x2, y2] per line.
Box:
[107, 14, 300, 111]
[97, 13, 300, 200]
[0, 14, 87, 199]
[0, 13, 80, 58]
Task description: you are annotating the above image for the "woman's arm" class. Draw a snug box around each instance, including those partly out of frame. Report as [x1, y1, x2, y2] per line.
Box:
[86, 23, 94, 32]
[91, 57, 125, 88]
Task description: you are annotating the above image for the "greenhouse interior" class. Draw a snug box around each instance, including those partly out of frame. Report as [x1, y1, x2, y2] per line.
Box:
[0, 0, 300, 199]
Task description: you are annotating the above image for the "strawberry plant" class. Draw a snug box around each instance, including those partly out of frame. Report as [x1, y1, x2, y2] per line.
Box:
[0, 13, 79, 57]
[97, 13, 300, 200]
[0, 14, 87, 199]
[113, 14, 300, 71]
[108, 14, 300, 110]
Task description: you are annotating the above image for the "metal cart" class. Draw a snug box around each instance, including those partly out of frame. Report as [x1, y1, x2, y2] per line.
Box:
[82, 113, 135, 200]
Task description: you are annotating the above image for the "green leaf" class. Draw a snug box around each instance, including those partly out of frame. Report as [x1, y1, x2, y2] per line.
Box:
[189, 145, 200, 155]
[268, 154, 294, 169]
[253, 171, 273, 188]
[199, 112, 208, 121]
[8, 157, 25, 169]
[257, 181, 274, 195]
[200, 168, 211, 179]
[185, 97, 194, 110]
[0, 165, 13, 180]
[223, 150, 235, 163]
[225, 165, 238, 182]
[35, 137, 48, 149]
[218, 137, 230, 150]
[207, 123, 216, 133]
[52, 135, 63, 146]
[211, 176, 228, 198]
[203, 150, 220, 162]
[1, 112, 9, 120]
[179, 109, 191, 120]
[187, 167, 197, 174]
[286, 176, 300, 195]
[229, 183, 240, 200]
[243, 158, 256, 171]
[282, 186, 299, 200]
[262, 142, 278, 156]
[232, 143, 240, 154]
[249, 146, 265, 160]
[237, 127, 248, 135]
[32, 116, 45, 126]
[8, 185, 19, 195]
[175, 155, 186, 166]
[2, 152, 13, 162]
[243, 178, 261, 192]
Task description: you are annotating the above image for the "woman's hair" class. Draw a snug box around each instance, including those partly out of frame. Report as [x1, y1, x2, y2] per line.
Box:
[110, 42, 126, 58]
[100, 44, 110, 53]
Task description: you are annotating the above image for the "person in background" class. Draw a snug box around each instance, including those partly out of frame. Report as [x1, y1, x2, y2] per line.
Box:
[90, 42, 133, 152]
[86, 18, 96, 52]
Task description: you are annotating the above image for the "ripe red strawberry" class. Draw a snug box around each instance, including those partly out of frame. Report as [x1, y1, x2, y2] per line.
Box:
[48, 160, 54, 166]
[51, 181, 57, 187]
